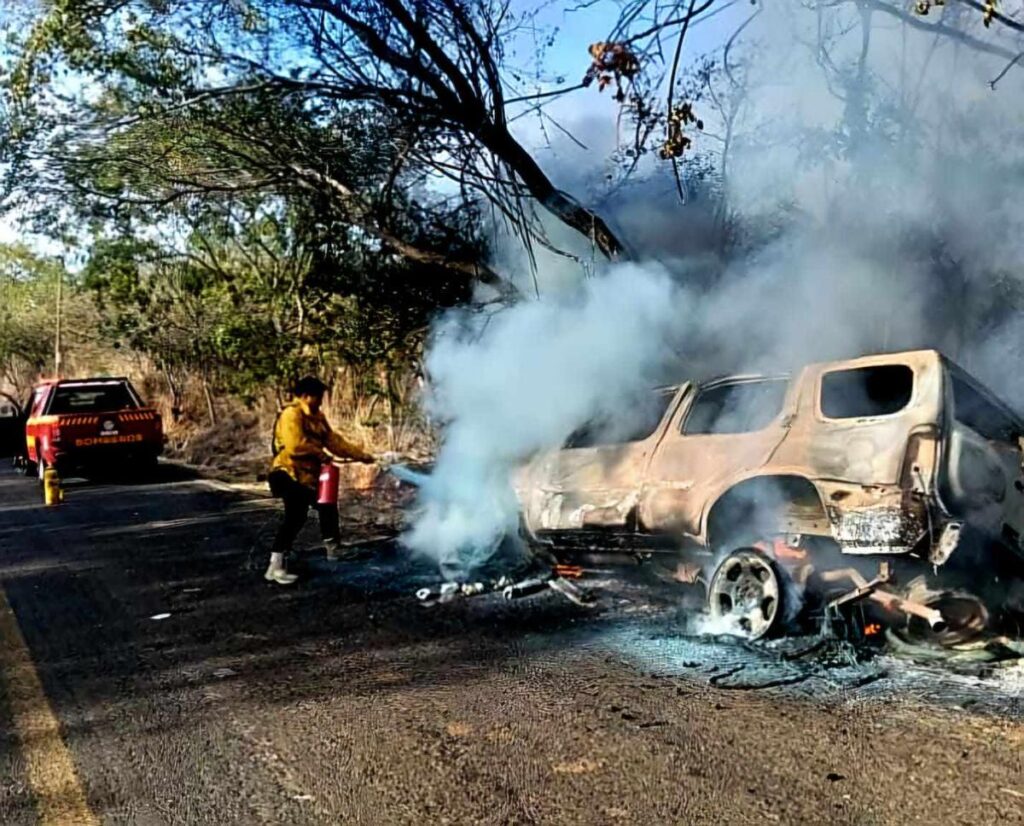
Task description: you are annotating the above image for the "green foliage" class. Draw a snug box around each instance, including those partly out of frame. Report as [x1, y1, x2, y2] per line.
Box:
[0, 243, 109, 394]
[1, 2, 489, 419]
[0, 244, 56, 390]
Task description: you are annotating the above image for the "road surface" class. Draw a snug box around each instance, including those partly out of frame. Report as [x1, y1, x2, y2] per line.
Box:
[0, 464, 1021, 824]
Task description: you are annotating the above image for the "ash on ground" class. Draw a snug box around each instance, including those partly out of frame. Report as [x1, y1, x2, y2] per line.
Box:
[301, 536, 1023, 720]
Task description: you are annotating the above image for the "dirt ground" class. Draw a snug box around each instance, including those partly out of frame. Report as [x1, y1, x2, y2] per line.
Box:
[0, 464, 1020, 824]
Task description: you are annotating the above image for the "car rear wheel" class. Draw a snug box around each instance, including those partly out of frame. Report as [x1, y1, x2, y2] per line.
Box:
[707, 548, 788, 640]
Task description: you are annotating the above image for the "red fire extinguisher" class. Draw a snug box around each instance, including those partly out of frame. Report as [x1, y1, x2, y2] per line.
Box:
[317, 462, 340, 505]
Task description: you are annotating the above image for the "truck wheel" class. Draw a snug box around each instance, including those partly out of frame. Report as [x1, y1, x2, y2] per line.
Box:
[707, 548, 789, 640]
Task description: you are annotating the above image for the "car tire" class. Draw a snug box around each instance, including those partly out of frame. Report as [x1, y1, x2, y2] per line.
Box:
[706, 547, 791, 640]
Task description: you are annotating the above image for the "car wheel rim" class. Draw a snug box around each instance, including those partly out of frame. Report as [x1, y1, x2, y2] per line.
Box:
[708, 549, 781, 640]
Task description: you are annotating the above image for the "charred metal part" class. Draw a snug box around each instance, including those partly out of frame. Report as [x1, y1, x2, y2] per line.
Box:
[547, 576, 594, 606]
[930, 521, 963, 566]
[822, 563, 946, 631]
[502, 577, 550, 600]
[673, 561, 703, 584]
[826, 504, 926, 555]
[867, 591, 947, 632]
[415, 571, 593, 608]
[897, 580, 990, 646]
[821, 563, 892, 611]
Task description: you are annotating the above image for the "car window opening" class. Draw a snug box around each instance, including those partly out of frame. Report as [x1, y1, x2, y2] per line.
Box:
[821, 365, 913, 419]
[683, 379, 789, 435]
[564, 387, 677, 449]
[951, 372, 1020, 443]
[48, 385, 139, 415]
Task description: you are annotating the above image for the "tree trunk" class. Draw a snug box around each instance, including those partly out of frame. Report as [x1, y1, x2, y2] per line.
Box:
[201, 376, 217, 426]
[478, 125, 628, 262]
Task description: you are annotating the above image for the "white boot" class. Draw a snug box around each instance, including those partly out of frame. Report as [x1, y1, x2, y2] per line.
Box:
[264, 552, 298, 585]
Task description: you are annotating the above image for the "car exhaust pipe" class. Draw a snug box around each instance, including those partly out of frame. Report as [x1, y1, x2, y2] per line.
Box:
[900, 601, 947, 633]
[867, 591, 947, 632]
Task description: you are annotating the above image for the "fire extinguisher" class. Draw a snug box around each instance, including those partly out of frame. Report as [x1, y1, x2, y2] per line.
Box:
[317, 462, 340, 505]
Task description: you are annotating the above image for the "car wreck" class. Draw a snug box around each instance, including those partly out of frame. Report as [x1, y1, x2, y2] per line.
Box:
[511, 349, 1024, 645]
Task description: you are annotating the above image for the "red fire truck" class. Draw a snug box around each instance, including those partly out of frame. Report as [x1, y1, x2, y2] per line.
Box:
[23, 378, 164, 480]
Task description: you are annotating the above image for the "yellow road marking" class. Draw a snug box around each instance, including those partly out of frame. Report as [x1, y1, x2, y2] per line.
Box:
[0, 585, 98, 825]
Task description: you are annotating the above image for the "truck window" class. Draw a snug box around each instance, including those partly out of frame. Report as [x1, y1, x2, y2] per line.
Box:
[47, 384, 138, 415]
[564, 387, 676, 449]
[951, 374, 1019, 443]
[820, 365, 913, 419]
[682, 379, 788, 435]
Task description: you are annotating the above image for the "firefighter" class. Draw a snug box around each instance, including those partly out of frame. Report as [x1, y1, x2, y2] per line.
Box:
[265, 376, 376, 585]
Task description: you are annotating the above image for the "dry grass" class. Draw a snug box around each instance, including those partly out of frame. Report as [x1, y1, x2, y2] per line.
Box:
[162, 368, 435, 482]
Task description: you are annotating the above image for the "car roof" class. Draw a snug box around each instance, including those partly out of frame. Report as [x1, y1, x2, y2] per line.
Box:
[36, 377, 132, 388]
[694, 349, 944, 388]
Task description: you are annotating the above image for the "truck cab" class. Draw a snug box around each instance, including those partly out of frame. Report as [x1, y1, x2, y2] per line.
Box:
[25, 378, 164, 480]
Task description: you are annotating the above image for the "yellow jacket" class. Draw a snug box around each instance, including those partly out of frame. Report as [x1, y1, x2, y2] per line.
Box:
[271, 399, 373, 489]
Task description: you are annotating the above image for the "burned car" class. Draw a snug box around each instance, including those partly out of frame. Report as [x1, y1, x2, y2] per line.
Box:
[513, 350, 1024, 643]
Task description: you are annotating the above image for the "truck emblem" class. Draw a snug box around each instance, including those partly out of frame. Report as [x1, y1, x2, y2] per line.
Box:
[102, 420, 115, 431]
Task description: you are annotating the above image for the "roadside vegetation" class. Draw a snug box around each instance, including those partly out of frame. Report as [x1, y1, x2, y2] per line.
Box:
[2, 0, 1024, 469]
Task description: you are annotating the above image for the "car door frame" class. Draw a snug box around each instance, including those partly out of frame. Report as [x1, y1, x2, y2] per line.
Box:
[524, 384, 691, 536]
[637, 374, 796, 540]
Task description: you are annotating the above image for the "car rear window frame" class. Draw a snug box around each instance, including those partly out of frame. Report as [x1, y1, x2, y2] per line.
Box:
[949, 369, 1021, 444]
[45, 383, 141, 416]
[818, 363, 916, 422]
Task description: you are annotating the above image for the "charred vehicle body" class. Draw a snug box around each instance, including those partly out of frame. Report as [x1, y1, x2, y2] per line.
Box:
[513, 350, 1024, 644]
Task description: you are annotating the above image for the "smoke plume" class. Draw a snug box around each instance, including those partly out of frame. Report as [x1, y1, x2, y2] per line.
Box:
[403, 265, 683, 576]
[405, 1, 1024, 574]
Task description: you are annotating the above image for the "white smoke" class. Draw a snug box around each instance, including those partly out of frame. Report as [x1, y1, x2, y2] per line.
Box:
[403, 264, 683, 576]
[405, 1, 1024, 575]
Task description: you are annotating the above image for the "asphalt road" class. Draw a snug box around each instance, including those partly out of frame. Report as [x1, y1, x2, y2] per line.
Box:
[0, 463, 1021, 825]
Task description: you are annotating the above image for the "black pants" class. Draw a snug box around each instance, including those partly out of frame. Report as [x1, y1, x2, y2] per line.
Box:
[269, 470, 340, 553]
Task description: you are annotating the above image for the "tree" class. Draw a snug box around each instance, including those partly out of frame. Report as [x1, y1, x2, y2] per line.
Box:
[0, 244, 107, 394]
[4, 0, 703, 294]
